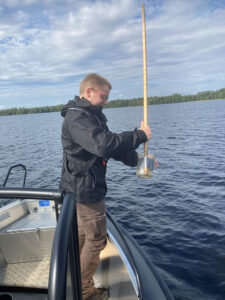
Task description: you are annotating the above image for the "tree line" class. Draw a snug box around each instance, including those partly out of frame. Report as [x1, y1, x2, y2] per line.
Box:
[1, 88, 225, 116]
[0, 104, 63, 116]
[106, 88, 225, 108]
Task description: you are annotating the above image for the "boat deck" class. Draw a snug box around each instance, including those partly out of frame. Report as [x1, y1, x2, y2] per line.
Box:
[0, 200, 138, 299]
[0, 239, 137, 299]
[96, 238, 138, 300]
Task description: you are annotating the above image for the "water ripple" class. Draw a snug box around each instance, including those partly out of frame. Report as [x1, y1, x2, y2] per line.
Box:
[1, 101, 225, 299]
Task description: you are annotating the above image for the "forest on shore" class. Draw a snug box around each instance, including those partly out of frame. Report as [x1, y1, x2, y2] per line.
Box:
[1, 87, 225, 116]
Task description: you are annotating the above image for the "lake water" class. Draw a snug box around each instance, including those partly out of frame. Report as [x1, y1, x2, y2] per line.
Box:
[0, 100, 225, 299]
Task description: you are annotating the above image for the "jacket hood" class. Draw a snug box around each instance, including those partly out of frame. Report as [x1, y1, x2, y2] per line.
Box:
[61, 96, 103, 118]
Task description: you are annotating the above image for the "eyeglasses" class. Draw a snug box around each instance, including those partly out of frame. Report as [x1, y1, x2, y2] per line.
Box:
[91, 88, 109, 101]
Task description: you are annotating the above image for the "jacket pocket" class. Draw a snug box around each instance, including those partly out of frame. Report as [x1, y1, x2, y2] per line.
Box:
[76, 170, 95, 196]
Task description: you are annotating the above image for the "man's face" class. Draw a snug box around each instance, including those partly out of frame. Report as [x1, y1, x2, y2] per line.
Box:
[86, 84, 110, 106]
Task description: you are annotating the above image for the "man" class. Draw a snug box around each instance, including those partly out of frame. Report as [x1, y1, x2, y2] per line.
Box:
[60, 73, 151, 300]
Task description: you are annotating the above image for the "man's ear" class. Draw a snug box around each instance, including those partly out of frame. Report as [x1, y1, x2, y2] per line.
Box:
[85, 87, 91, 99]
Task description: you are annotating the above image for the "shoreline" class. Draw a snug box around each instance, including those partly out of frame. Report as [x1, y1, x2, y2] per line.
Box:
[0, 97, 225, 117]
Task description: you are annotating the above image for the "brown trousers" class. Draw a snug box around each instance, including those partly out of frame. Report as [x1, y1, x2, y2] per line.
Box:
[76, 199, 107, 299]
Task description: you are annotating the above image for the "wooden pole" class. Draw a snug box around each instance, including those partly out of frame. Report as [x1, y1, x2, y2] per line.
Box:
[142, 3, 148, 156]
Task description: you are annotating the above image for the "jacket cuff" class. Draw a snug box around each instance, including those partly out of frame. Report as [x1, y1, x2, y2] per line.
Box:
[134, 129, 148, 143]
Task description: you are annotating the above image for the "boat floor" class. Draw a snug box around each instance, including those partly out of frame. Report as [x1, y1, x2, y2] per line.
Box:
[0, 199, 138, 299]
[0, 239, 138, 300]
[95, 238, 138, 300]
[0, 259, 50, 289]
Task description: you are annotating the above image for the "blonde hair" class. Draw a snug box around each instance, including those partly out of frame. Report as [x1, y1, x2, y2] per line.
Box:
[80, 73, 112, 95]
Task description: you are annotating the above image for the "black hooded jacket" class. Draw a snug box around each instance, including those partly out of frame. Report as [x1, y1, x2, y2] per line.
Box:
[60, 96, 147, 203]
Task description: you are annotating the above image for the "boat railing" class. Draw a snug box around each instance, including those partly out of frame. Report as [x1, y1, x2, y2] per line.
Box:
[0, 188, 62, 202]
[2, 164, 27, 188]
[106, 212, 142, 297]
[0, 188, 82, 300]
[48, 192, 82, 300]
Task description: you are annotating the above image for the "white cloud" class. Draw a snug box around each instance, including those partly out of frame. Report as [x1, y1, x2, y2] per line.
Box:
[146, 0, 225, 95]
[0, 0, 225, 108]
[2, 0, 41, 8]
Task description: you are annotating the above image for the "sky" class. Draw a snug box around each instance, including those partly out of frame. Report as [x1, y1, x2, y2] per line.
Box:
[0, 0, 225, 109]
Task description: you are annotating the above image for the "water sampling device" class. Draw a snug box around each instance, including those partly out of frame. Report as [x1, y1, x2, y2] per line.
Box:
[136, 3, 155, 178]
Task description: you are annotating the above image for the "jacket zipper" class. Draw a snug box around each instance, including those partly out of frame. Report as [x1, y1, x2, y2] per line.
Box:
[91, 168, 96, 188]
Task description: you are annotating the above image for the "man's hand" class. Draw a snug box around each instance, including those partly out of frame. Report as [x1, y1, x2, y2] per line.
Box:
[139, 121, 151, 140]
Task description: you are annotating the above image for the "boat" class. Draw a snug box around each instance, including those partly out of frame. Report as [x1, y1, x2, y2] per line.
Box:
[0, 164, 174, 300]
